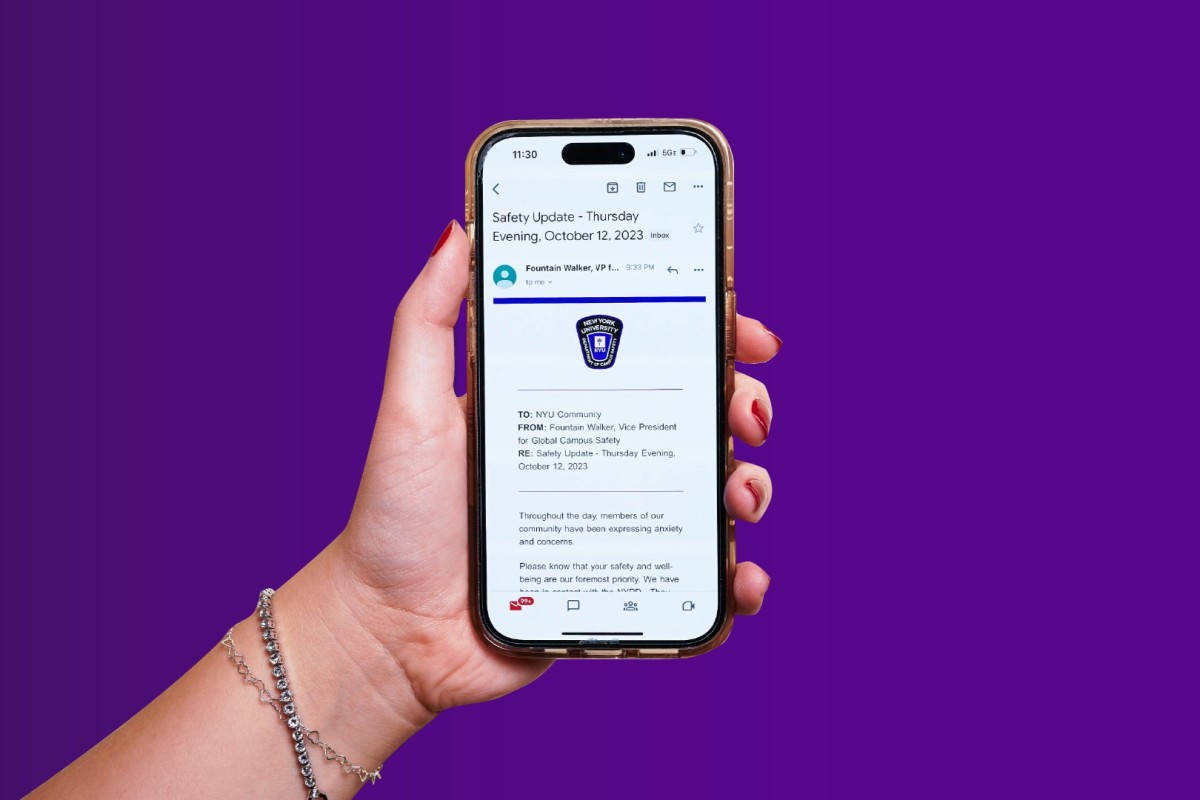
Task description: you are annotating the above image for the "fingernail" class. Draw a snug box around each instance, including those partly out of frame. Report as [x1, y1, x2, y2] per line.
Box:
[429, 220, 456, 258]
[751, 399, 771, 438]
[763, 325, 783, 350]
[746, 479, 766, 512]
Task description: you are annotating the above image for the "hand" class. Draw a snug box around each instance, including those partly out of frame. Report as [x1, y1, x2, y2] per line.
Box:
[326, 220, 781, 714]
[29, 219, 784, 800]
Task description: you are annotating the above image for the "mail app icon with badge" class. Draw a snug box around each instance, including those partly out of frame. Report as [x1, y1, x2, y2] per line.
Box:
[576, 315, 624, 369]
[663, 181, 677, 192]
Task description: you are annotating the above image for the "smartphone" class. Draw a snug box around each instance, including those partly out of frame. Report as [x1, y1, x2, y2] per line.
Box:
[465, 119, 735, 658]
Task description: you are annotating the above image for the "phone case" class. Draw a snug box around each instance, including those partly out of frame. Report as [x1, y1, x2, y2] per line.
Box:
[465, 119, 735, 658]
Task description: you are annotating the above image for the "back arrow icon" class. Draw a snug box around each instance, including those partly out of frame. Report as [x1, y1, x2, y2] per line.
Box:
[667, 266, 678, 274]
[492, 183, 500, 195]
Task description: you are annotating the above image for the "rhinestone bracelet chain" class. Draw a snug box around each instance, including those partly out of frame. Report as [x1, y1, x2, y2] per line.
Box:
[257, 589, 328, 799]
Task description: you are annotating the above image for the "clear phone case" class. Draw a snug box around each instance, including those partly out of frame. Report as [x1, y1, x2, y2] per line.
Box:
[465, 119, 735, 658]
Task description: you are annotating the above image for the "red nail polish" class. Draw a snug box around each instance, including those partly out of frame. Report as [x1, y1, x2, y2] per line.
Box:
[746, 480, 763, 510]
[763, 326, 783, 350]
[751, 399, 770, 438]
[430, 220, 456, 258]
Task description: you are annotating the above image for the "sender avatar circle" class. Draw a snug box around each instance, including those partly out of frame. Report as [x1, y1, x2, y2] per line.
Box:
[493, 264, 517, 288]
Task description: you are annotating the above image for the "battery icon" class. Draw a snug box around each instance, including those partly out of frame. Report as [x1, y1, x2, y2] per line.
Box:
[681, 147, 697, 156]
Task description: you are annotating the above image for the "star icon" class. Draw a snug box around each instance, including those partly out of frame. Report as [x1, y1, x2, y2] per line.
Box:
[693, 223, 704, 233]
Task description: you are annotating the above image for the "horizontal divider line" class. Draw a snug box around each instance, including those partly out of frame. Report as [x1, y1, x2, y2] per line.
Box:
[517, 388, 682, 391]
[493, 295, 706, 304]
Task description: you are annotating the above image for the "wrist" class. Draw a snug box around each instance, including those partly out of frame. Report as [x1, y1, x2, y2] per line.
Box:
[233, 536, 436, 789]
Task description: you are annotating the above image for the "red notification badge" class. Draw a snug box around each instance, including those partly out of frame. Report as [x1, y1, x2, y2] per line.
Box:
[518, 596, 534, 606]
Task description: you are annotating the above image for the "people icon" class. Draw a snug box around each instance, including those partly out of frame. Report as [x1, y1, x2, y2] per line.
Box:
[492, 264, 516, 288]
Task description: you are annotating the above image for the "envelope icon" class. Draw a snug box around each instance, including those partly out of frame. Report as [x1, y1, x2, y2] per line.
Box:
[509, 600, 522, 611]
[663, 181, 677, 192]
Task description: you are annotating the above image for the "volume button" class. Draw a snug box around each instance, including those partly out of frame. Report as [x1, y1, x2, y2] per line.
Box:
[725, 289, 737, 355]
[466, 220, 476, 268]
[466, 220, 477, 306]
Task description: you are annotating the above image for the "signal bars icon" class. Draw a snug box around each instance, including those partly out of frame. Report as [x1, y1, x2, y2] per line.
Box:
[646, 149, 658, 157]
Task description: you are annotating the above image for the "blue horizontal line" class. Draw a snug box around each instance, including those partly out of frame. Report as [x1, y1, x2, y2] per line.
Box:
[493, 296, 706, 305]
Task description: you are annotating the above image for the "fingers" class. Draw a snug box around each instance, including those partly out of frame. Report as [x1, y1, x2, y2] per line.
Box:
[729, 320, 777, 616]
[733, 561, 770, 615]
[724, 459, 772, 522]
[380, 221, 469, 423]
[729, 372, 773, 446]
[735, 314, 782, 364]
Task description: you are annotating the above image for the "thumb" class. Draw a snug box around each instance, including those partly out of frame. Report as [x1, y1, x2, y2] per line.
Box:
[380, 220, 469, 424]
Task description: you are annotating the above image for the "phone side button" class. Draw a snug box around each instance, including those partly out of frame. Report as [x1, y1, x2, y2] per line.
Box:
[725, 289, 736, 355]
[466, 220, 476, 273]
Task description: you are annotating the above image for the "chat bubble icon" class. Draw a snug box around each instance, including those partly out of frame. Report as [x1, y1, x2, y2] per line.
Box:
[567, 599, 581, 611]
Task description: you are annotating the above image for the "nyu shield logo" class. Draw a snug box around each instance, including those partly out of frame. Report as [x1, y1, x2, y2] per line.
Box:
[576, 315, 623, 369]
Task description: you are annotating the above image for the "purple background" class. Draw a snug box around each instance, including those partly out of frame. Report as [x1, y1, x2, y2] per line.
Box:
[2, 2, 1196, 798]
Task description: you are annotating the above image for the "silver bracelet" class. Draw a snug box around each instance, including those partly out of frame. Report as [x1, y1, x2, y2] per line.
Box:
[220, 627, 383, 787]
[257, 588, 328, 800]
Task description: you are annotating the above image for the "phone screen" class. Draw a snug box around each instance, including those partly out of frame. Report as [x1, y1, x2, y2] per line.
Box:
[475, 128, 726, 647]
